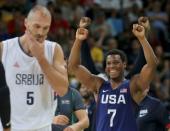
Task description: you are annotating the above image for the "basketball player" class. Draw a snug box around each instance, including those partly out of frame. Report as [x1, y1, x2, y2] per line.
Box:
[0, 5, 68, 131]
[0, 61, 10, 131]
[68, 17, 158, 131]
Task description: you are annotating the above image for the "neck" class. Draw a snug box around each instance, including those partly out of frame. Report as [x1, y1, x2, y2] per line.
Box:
[19, 34, 32, 56]
[110, 77, 125, 89]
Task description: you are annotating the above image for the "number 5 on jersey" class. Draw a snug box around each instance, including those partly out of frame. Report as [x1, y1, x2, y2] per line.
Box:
[27, 92, 34, 105]
[108, 109, 117, 127]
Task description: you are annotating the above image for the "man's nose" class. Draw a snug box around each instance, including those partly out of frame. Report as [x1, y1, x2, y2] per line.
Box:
[37, 28, 44, 35]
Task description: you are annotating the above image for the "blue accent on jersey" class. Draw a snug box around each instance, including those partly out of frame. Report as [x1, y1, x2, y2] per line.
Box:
[95, 80, 138, 131]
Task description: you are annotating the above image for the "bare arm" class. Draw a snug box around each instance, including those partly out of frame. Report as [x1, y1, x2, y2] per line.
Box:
[68, 18, 103, 92]
[37, 44, 69, 96]
[130, 24, 158, 101]
[26, 32, 68, 96]
[126, 16, 150, 79]
[65, 109, 89, 131]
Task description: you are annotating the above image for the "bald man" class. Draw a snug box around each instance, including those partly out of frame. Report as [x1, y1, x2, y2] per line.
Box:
[0, 5, 68, 131]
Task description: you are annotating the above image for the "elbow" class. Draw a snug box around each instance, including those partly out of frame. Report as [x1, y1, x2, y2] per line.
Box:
[150, 56, 159, 70]
[57, 86, 68, 97]
[55, 79, 69, 97]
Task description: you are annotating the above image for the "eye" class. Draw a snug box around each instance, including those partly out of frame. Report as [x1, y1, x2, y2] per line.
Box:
[34, 24, 40, 29]
[107, 61, 111, 65]
[43, 26, 49, 31]
[113, 61, 119, 64]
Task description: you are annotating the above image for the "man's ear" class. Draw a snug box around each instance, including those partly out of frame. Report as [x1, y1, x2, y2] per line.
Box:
[24, 18, 28, 28]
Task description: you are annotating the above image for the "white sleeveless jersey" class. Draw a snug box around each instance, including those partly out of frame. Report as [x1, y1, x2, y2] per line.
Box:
[2, 37, 58, 130]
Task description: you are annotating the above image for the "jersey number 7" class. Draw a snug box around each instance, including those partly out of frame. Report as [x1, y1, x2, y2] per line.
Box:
[107, 109, 117, 127]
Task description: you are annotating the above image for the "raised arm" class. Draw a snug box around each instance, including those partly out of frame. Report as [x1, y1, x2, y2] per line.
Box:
[68, 17, 103, 92]
[130, 24, 158, 101]
[126, 17, 150, 79]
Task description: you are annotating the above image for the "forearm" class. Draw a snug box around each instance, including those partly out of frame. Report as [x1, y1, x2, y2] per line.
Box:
[138, 37, 157, 68]
[38, 57, 68, 96]
[71, 116, 89, 131]
[126, 21, 150, 79]
[68, 39, 83, 73]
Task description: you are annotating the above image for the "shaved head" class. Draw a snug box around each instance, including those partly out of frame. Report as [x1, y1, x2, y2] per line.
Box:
[27, 5, 51, 21]
[24, 5, 52, 43]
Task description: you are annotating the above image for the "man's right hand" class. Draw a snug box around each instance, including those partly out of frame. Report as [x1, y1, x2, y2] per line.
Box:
[53, 115, 69, 125]
[132, 24, 145, 40]
[76, 28, 88, 41]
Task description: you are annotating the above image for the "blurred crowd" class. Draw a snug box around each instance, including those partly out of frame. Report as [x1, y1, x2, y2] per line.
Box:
[0, 0, 170, 110]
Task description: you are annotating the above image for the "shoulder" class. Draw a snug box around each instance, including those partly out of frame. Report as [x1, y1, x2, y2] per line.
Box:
[122, 79, 130, 86]
[45, 40, 62, 50]
[0, 37, 18, 59]
[2, 37, 18, 43]
[52, 42, 64, 56]
[51, 42, 65, 63]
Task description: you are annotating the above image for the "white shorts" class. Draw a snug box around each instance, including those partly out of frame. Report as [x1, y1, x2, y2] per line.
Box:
[11, 125, 51, 131]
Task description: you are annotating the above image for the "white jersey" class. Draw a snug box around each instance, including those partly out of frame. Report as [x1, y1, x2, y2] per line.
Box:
[2, 37, 57, 130]
[0, 120, 2, 131]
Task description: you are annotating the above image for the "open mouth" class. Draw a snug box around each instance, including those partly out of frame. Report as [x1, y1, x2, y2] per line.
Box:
[110, 70, 117, 73]
[109, 69, 118, 77]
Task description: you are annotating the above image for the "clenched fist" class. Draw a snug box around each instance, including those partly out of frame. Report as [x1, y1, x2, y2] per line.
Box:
[132, 24, 145, 39]
[76, 28, 88, 41]
[79, 17, 91, 28]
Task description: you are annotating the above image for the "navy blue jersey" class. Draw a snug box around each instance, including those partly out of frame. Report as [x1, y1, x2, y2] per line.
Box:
[136, 95, 170, 131]
[95, 80, 138, 131]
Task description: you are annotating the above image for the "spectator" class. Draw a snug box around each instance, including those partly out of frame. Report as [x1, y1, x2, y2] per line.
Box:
[52, 87, 89, 131]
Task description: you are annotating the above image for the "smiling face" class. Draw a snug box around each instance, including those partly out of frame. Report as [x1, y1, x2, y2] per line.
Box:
[25, 6, 51, 43]
[105, 50, 127, 81]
